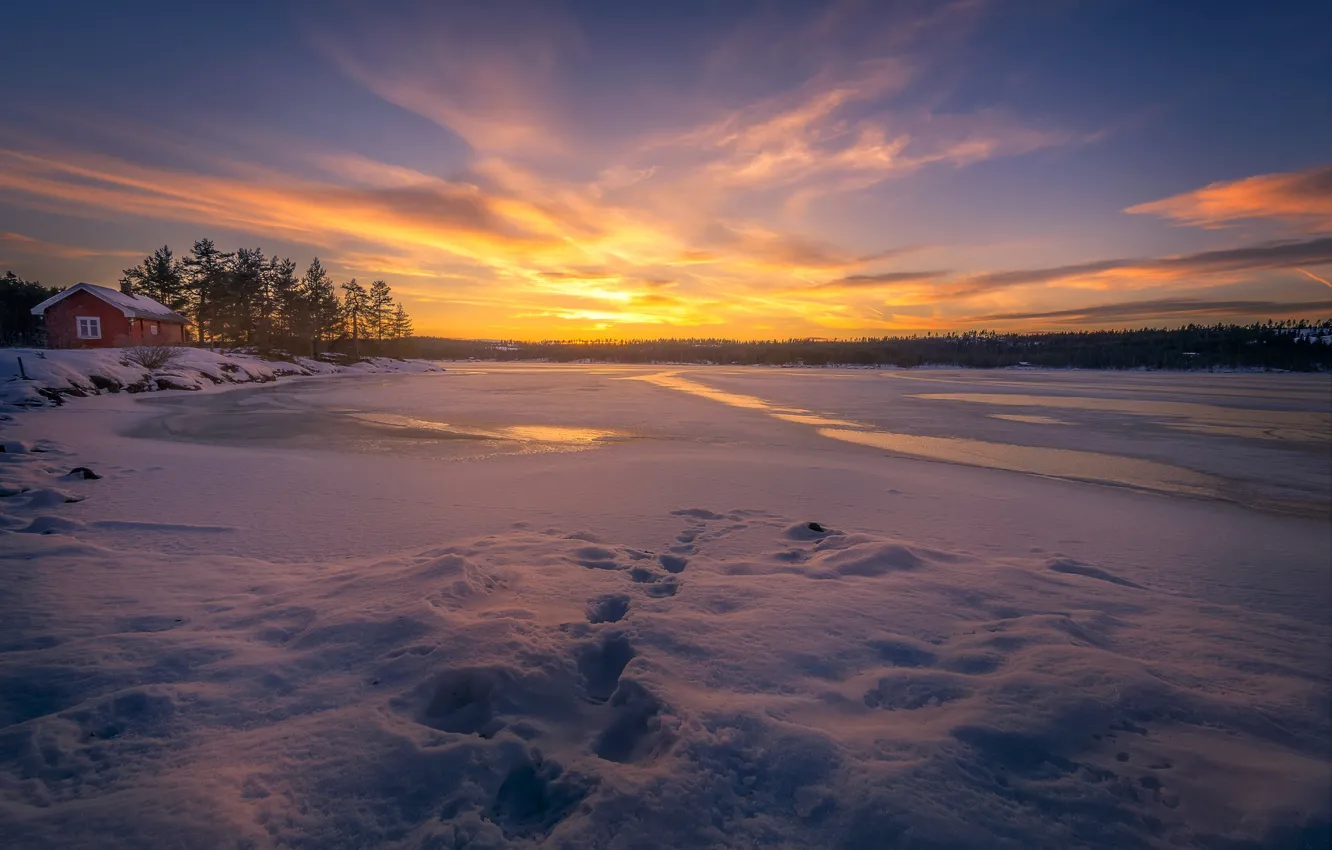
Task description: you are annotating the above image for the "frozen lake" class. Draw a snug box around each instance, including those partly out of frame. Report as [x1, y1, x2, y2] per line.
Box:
[124, 364, 1331, 618]
[4, 364, 1329, 849]
[133, 364, 1332, 513]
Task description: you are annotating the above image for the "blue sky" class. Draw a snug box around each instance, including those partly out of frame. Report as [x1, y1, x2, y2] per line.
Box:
[2, 0, 1329, 337]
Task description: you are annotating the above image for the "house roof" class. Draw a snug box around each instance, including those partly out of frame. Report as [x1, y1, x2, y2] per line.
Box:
[30, 283, 189, 323]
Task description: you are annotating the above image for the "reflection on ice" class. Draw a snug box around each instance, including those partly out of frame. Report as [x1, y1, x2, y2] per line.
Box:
[914, 392, 1331, 443]
[133, 395, 628, 460]
[989, 414, 1071, 426]
[349, 413, 623, 446]
[641, 371, 1221, 499]
[817, 428, 1217, 498]
[633, 373, 860, 428]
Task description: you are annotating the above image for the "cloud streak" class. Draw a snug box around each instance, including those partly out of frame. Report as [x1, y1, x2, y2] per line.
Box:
[945, 237, 1332, 295]
[808, 238, 1332, 299]
[973, 297, 1332, 324]
[0, 231, 143, 260]
[1127, 164, 1332, 234]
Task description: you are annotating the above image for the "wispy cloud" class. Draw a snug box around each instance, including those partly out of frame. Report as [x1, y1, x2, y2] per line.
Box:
[948, 237, 1332, 295]
[0, 231, 143, 260]
[305, 2, 578, 156]
[813, 270, 951, 289]
[1295, 267, 1332, 288]
[801, 238, 1332, 298]
[973, 297, 1332, 324]
[1126, 164, 1332, 233]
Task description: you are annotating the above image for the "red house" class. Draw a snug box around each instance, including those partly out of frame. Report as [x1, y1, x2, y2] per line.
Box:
[30, 283, 189, 349]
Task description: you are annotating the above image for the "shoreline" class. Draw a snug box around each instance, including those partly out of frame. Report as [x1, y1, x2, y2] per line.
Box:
[5, 347, 1328, 416]
[0, 347, 446, 411]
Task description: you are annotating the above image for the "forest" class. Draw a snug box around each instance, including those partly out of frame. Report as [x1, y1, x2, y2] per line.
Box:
[412, 323, 1332, 371]
[2, 241, 413, 355]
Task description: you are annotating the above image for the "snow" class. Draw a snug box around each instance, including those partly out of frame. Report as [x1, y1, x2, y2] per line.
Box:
[0, 346, 445, 409]
[28, 282, 190, 323]
[0, 364, 1328, 848]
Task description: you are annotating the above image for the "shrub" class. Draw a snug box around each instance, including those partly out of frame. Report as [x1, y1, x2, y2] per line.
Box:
[124, 344, 185, 371]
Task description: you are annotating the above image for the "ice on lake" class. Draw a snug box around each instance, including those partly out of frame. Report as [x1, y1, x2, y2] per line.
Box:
[2, 364, 1328, 849]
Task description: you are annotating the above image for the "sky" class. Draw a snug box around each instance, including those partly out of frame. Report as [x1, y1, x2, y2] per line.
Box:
[2, 0, 1330, 340]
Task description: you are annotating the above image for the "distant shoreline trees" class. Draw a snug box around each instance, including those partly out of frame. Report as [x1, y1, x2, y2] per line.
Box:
[115, 240, 415, 356]
[409, 322, 1332, 371]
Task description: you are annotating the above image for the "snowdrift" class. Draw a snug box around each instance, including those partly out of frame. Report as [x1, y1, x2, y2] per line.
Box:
[1, 442, 1327, 848]
[0, 347, 443, 409]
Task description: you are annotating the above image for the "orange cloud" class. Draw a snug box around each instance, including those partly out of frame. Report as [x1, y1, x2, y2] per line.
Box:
[971, 297, 1332, 325]
[0, 231, 143, 260]
[1126, 164, 1332, 233]
[1295, 267, 1332, 288]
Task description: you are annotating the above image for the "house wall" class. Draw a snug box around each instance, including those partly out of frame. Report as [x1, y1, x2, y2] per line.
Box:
[128, 316, 186, 345]
[43, 291, 131, 348]
[42, 290, 187, 348]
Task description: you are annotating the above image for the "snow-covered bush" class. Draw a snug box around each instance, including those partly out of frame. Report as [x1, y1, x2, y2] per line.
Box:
[124, 345, 185, 371]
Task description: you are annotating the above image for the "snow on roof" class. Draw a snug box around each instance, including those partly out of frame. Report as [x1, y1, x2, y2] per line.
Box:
[30, 282, 189, 323]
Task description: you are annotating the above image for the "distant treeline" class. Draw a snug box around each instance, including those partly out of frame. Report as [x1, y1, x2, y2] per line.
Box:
[3, 241, 413, 355]
[413, 322, 1332, 371]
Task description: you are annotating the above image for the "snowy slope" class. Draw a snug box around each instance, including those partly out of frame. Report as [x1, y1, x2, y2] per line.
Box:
[0, 347, 444, 409]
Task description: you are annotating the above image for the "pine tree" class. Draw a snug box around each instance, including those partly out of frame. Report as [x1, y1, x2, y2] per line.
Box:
[302, 257, 341, 354]
[266, 256, 302, 347]
[224, 248, 267, 345]
[391, 302, 413, 341]
[119, 246, 186, 312]
[340, 278, 369, 356]
[181, 239, 232, 345]
[1, 272, 59, 346]
[367, 279, 393, 341]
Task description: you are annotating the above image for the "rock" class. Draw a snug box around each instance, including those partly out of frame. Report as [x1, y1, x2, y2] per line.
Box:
[807, 522, 827, 533]
[89, 374, 123, 393]
[154, 376, 201, 391]
[68, 467, 102, 480]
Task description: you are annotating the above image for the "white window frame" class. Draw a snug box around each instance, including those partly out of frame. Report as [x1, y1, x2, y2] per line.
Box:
[76, 316, 102, 340]
[150, 322, 159, 335]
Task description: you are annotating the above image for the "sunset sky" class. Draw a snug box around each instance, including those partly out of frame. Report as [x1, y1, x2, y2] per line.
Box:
[3, 0, 1330, 339]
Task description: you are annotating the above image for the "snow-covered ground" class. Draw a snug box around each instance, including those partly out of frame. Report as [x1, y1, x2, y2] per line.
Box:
[1, 364, 1328, 849]
[0, 346, 444, 409]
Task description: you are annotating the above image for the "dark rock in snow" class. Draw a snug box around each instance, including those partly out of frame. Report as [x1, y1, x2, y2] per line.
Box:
[88, 374, 123, 393]
[154, 376, 201, 392]
[807, 522, 827, 533]
[68, 467, 102, 480]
